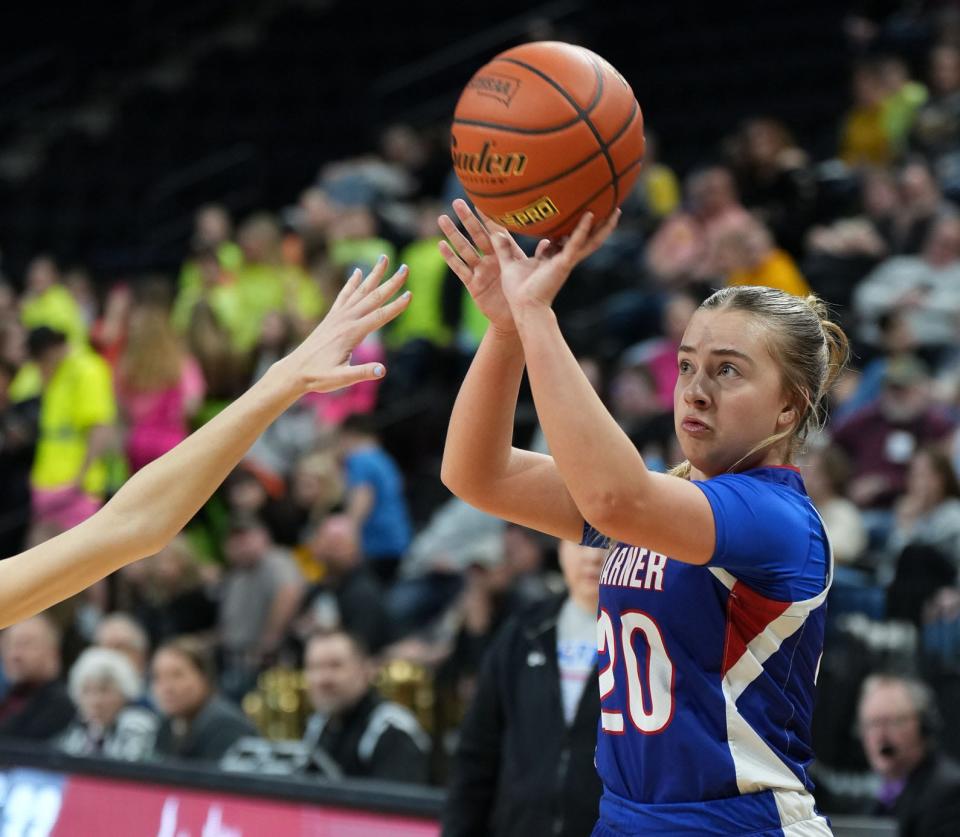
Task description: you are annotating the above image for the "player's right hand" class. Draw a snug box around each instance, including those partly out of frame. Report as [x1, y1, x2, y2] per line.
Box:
[438, 199, 535, 336]
[283, 256, 410, 394]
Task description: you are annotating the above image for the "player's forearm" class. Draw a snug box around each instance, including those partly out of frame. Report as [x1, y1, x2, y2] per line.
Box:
[0, 360, 302, 628]
[441, 327, 525, 500]
[516, 305, 653, 524]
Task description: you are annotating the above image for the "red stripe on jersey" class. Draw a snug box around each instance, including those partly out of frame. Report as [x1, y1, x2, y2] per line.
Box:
[721, 581, 791, 677]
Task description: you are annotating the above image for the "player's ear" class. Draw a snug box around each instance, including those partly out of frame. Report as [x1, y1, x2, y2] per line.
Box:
[777, 404, 797, 428]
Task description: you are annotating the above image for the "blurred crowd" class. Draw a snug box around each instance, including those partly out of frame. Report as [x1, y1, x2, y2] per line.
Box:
[3, 3, 960, 833]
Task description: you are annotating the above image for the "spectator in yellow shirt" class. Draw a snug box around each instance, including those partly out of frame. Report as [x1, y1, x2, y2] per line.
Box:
[20, 256, 87, 348]
[841, 63, 894, 167]
[24, 327, 117, 530]
[715, 215, 812, 297]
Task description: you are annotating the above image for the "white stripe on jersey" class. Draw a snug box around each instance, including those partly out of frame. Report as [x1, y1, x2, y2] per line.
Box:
[774, 790, 833, 835]
[713, 511, 835, 817]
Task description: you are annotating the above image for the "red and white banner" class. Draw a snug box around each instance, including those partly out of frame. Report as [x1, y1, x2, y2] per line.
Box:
[0, 767, 439, 837]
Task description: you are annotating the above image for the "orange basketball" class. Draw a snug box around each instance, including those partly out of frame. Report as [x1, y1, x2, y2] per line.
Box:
[452, 41, 645, 240]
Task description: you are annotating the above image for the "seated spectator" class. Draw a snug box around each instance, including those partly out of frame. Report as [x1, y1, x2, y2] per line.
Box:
[832, 355, 955, 511]
[889, 447, 960, 566]
[877, 56, 928, 158]
[801, 445, 867, 566]
[608, 357, 675, 470]
[301, 628, 429, 783]
[618, 292, 697, 413]
[911, 44, 960, 195]
[219, 514, 304, 700]
[715, 215, 812, 296]
[644, 165, 750, 286]
[887, 159, 955, 257]
[614, 132, 680, 245]
[326, 203, 397, 279]
[0, 615, 74, 740]
[295, 514, 388, 654]
[116, 300, 205, 473]
[841, 62, 896, 167]
[242, 314, 322, 484]
[442, 541, 605, 837]
[180, 247, 249, 406]
[174, 204, 244, 314]
[833, 310, 918, 424]
[115, 536, 218, 648]
[0, 358, 39, 559]
[804, 168, 895, 317]
[727, 117, 816, 256]
[389, 497, 504, 636]
[58, 647, 157, 760]
[339, 414, 413, 586]
[94, 612, 150, 693]
[858, 673, 960, 834]
[853, 215, 960, 351]
[230, 213, 323, 353]
[152, 637, 257, 763]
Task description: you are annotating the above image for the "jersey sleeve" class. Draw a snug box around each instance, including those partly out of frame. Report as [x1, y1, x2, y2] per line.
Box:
[692, 474, 827, 600]
[581, 521, 611, 550]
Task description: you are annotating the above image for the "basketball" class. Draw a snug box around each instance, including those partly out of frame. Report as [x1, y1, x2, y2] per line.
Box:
[451, 41, 645, 240]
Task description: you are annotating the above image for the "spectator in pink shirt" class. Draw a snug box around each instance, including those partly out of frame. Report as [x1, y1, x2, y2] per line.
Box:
[645, 166, 750, 286]
[116, 302, 205, 473]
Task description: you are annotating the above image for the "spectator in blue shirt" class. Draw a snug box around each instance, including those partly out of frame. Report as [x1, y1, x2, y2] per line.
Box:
[339, 414, 412, 585]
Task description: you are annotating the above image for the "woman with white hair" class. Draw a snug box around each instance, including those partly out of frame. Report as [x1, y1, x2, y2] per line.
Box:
[58, 647, 158, 761]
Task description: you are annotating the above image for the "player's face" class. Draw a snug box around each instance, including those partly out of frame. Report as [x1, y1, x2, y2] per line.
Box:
[674, 309, 794, 478]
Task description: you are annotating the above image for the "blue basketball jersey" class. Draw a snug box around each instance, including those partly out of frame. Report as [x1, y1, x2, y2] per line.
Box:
[584, 466, 833, 836]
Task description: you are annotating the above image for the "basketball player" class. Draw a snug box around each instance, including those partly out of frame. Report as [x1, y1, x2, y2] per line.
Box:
[439, 199, 848, 836]
[0, 259, 410, 629]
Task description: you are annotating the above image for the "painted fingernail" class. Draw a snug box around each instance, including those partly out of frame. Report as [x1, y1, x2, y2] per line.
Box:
[374, 364, 385, 377]
[402, 290, 412, 299]
[400, 263, 408, 273]
[377, 254, 386, 265]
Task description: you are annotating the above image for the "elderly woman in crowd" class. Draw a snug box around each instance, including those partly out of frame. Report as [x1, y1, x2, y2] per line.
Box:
[58, 647, 158, 760]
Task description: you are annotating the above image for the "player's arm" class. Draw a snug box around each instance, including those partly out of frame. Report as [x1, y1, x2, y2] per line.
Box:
[491, 213, 716, 565]
[0, 261, 411, 629]
[438, 199, 583, 541]
[440, 326, 583, 541]
[519, 310, 715, 563]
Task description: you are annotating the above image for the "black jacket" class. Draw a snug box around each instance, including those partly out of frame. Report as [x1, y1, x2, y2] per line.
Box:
[442, 594, 602, 837]
[890, 750, 960, 837]
[0, 680, 74, 741]
[303, 689, 430, 783]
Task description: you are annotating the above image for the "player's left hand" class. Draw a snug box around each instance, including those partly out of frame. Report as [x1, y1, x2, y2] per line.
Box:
[487, 209, 620, 317]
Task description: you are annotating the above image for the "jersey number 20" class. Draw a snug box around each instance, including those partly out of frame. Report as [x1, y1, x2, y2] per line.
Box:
[598, 609, 675, 734]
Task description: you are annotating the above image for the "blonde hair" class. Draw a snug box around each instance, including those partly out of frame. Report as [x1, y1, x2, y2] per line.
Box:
[670, 286, 849, 479]
[120, 304, 184, 392]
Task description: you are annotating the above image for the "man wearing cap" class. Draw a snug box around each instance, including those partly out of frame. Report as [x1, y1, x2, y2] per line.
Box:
[218, 513, 305, 700]
[832, 353, 955, 510]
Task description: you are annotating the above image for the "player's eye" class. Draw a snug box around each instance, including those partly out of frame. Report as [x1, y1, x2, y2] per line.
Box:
[718, 363, 739, 377]
[678, 359, 692, 374]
